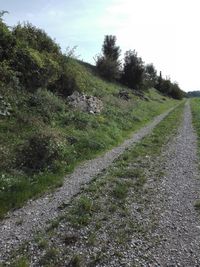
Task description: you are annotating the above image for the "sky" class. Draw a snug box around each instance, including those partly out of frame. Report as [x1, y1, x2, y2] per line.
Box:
[1, 0, 200, 92]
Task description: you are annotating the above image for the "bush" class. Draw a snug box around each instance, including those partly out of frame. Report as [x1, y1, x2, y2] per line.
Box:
[0, 61, 19, 88]
[96, 56, 120, 81]
[17, 131, 65, 172]
[13, 22, 60, 54]
[12, 47, 60, 91]
[0, 20, 16, 61]
[28, 88, 66, 121]
[48, 60, 80, 97]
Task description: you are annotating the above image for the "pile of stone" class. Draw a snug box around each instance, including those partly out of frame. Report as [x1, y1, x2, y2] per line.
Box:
[0, 95, 12, 116]
[67, 91, 103, 114]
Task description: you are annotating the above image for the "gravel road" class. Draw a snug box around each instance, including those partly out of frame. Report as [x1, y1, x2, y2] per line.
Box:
[151, 101, 200, 266]
[0, 107, 173, 261]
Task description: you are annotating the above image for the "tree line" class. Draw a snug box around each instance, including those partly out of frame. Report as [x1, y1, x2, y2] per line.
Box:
[96, 35, 185, 99]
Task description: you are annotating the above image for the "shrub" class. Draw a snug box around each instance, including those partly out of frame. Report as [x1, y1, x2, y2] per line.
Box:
[17, 131, 65, 172]
[0, 61, 19, 88]
[112, 181, 129, 200]
[96, 56, 121, 81]
[28, 88, 66, 121]
[0, 20, 16, 61]
[48, 67, 79, 97]
[12, 47, 60, 91]
[13, 22, 60, 54]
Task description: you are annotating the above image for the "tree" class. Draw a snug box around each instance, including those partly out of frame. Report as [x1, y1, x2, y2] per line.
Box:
[0, 10, 8, 21]
[144, 63, 157, 88]
[122, 50, 144, 90]
[102, 35, 120, 61]
[96, 35, 121, 81]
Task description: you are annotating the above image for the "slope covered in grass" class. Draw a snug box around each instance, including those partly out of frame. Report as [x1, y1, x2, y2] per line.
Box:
[0, 59, 180, 217]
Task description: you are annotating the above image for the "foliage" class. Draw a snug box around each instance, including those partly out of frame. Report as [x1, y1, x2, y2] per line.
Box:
[122, 50, 144, 90]
[0, 61, 19, 88]
[13, 22, 61, 54]
[102, 35, 121, 61]
[96, 35, 121, 81]
[28, 88, 66, 121]
[12, 46, 60, 91]
[17, 130, 65, 172]
[96, 56, 121, 81]
[155, 72, 185, 100]
[48, 65, 79, 97]
[144, 63, 157, 88]
[0, 19, 16, 61]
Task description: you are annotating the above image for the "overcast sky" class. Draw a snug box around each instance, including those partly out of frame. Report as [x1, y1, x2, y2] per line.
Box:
[1, 0, 200, 92]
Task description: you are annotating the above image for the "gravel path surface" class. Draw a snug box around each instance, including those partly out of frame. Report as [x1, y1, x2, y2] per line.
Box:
[0, 108, 173, 261]
[151, 101, 200, 266]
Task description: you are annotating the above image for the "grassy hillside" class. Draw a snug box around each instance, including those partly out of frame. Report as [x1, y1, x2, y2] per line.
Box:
[0, 20, 182, 217]
[0, 60, 180, 217]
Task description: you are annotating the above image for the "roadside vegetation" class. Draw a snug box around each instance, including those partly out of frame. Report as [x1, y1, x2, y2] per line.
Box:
[0, 13, 184, 217]
[5, 103, 184, 267]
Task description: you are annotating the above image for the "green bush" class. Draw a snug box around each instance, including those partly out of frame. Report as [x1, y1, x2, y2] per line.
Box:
[48, 68, 79, 97]
[96, 56, 120, 81]
[13, 22, 60, 54]
[0, 20, 16, 61]
[17, 131, 65, 172]
[0, 61, 19, 88]
[28, 88, 66, 121]
[12, 47, 60, 91]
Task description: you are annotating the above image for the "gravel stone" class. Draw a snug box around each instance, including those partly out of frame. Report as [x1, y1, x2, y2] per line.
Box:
[151, 101, 200, 266]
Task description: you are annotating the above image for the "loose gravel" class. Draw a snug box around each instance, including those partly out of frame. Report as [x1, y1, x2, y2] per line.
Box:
[0, 107, 173, 261]
[151, 101, 200, 266]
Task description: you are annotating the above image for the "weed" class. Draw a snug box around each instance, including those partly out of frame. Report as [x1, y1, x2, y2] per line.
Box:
[69, 196, 94, 226]
[11, 257, 29, 267]
[112, 181, 129, 200]
[87, 232, 97, 246]
[47, 219, 60, 232]
[37, 238, 48, 249]
[194, 200, 200, 210]
[69, 254, 82, 267]
[64, 233, 78, 245]
[39, 248, 59, 265]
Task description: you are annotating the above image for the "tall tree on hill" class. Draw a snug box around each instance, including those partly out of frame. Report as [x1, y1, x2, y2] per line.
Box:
[122, 50, 144, 90]
[96, 35, 121, 81]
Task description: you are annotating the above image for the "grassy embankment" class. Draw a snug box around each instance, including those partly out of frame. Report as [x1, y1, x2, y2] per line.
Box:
[0, 59, 180, 217]
[6, 102, 185, 267]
